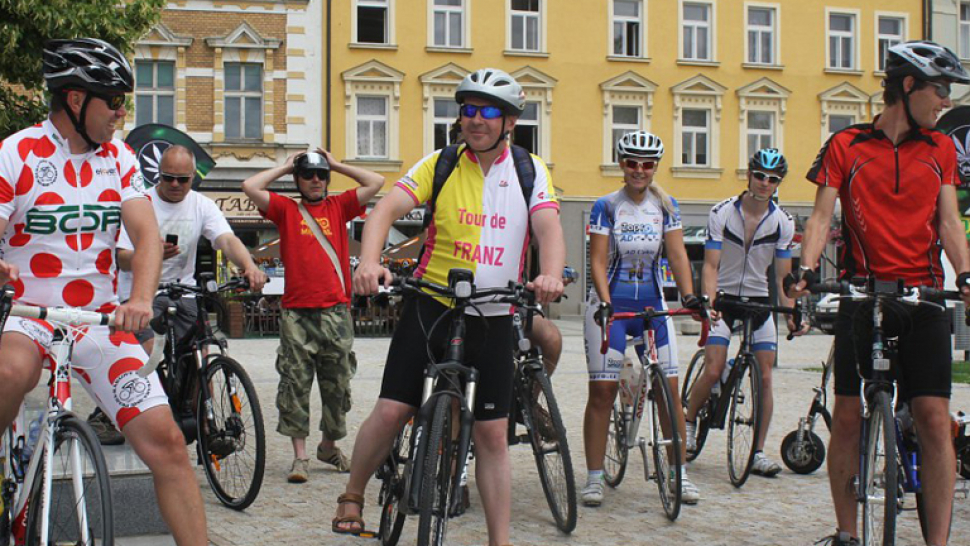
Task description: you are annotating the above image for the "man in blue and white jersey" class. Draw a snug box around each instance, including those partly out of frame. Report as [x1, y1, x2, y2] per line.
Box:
[684, 148, 799, 477]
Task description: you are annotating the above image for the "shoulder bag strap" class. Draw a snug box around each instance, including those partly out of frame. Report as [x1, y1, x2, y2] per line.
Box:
[297, 201, 346, 293]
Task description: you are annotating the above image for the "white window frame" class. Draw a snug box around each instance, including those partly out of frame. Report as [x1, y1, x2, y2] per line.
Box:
[223, 62, 264, 141]
[342, 60, 404, 169]
[355, 95, 389, 159]
[826, 9, 860, 72]
[961, 2, 970, 60]
[744, 110, 775, 164]
[510, 66, 555, 162]
[744, 3, 780, 67]
[819, 82, 869, 144]
[513, 101, 542, 156]
[129, 24, 192, 135]
[681, 109, 711, 168]
[506, 0, 546, 54]
[671, 74, 725, 177]
[352, 0, 396, 46]
[431, 98, 460, 151]
[600, 72, 656, 173]
[736, 78, 789, 175]
[828, 114, 855, 135]
[874, 13, 907, 73]
[609, 0, 647, 59]
[428, 0, 468, 50]
[134, 60, 176, 128]
[420, 64, 467, 155]
[609, 105, 643, 164]
[679, 0, 716, 63]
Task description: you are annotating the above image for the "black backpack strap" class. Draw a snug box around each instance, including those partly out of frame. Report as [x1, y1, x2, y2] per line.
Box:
[422, 144, 463, 230]
[509, 145, 536, 208]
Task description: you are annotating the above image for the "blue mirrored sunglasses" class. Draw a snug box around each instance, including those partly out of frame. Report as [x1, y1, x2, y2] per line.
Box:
[460, 104, 505, 120]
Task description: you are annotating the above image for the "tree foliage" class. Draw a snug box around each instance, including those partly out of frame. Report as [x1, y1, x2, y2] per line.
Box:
[0, 0, 165, 139]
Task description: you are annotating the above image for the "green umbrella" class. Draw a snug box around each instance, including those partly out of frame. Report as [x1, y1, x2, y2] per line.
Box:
[125, 124, 216, 191]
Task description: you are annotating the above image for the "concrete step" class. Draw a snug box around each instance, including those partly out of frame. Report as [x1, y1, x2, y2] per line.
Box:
[101, 444, 169, 537]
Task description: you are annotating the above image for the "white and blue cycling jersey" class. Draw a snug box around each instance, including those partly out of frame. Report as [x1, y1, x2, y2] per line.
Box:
[583, 190, 682, 380]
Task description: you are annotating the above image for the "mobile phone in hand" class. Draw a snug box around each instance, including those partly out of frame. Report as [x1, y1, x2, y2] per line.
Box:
[165, 234, 179, 246]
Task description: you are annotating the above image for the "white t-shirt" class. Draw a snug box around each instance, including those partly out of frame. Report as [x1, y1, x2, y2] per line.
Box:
[117, 188, 232, 296]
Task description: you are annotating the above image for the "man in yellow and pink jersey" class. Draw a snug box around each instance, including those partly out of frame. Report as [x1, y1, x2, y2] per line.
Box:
[334, 68, 565, 546]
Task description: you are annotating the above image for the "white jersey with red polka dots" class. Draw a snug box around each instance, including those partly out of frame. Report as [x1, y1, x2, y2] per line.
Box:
[0, 119, 144, 311]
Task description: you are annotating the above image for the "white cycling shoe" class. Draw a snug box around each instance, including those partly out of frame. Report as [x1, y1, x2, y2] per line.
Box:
[751, 451, 782, 477]
[581, 480, 605, 506]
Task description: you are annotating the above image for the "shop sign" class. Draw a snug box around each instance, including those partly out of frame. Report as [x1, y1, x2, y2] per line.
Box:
[205, 192, 295, 218]
[363, 203, 425, 225]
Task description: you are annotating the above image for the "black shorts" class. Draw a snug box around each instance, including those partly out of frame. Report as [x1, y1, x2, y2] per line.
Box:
[379, 295, 514, 421]
[716, 295, 772, 333]
[833, 299, 951, 399]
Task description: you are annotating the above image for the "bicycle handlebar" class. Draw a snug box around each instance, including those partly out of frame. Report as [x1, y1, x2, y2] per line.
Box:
[807, 278, 970, 326]
[600, 305, 710, 355]
[713, 290, 804, 340]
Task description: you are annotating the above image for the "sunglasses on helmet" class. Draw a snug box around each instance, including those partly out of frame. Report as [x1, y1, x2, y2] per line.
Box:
[751, 170, 783, 184]
[460, 104, 505, 120]
[622, 159, 656, 171]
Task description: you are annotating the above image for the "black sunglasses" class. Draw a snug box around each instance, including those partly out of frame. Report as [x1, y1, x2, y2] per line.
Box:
[91, 93, 126, 111]
[297, 168, 330, 181]
[926, 81, 952, 99]
[160, 173, 192, 184]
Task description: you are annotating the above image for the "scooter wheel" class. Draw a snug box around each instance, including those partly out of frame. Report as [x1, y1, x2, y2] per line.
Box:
[780, 429, 825, 474]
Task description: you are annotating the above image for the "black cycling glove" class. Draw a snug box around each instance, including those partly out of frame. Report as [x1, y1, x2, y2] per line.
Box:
[957, 271, 970, 291]
[783, 266, 817, 296]
[593, 301, 613, 327]
[681, 294, 702, 310]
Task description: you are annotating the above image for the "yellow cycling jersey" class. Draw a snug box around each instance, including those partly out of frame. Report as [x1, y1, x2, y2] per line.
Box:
[397, 146, 559, 315]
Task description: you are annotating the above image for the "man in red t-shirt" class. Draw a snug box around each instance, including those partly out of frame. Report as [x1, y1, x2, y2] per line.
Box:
[243, 149, 383, 482]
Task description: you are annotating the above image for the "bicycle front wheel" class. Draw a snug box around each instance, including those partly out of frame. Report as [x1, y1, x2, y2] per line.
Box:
[417, 396, 454, 546]
[518, 368, 577, 533]
[603, 400, 629, 488]
[25, 414, 113, 546]
[726, 355, 762, 488]
[861, 390, 897, 546]
[682, 349, 711, 461]
[647, 367, 682, 521]
[196, 356, 266, 510]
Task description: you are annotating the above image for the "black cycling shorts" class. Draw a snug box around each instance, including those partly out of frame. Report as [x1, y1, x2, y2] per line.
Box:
[833, 299, 951, 399]
[715, 295, 772, 333]
[379, 294, 514, 421]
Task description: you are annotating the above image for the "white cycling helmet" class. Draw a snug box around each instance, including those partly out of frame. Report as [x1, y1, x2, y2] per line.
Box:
[455, 68, 525, 115]
[616, 131, 664, 159]
[886, 41, 970, 84]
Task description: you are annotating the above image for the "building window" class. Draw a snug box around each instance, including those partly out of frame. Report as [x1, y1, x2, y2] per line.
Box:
[134, 60, 175, 127]
[829, 114, 854, 134]
[513, 102, 540, 154]
[356, 96, 388, 158]
[828, 12, 856, 70]
[433, 0, 464, 48]
[747, 6, 775, 65]
[433, 98, 459, 150]
[746, 111, 774, 159]
[224, 63, 262, 140]
[510, 0, 541, 52]
[682, 109, 709, 167]
[611, 105, 641, 163]
[612, 0, 643, 57]
[876, 16, 904, 71]
[962, 3, 970, 59]
[358, 0, 389, 44]
[682, 2, 711, 61]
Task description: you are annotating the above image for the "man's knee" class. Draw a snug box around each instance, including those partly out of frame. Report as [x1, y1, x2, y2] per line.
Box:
[831, 397, 862, 436]
[126, 410, 192, 470]
[0, 337, 43, 398]
[912, 398, 953, 447]
[473, 419, 508, 454]
[370, 399, 414, 435]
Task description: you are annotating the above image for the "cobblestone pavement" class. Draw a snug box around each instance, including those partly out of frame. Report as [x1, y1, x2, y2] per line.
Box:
[198, 320, 970, 546]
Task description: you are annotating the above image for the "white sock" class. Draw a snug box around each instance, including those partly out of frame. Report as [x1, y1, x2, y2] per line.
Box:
[587, 470, 604, 485]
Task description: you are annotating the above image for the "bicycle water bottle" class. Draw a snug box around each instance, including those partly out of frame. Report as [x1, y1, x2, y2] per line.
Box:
[713, 358, 735, 395]
[619, 356, 635, 406]
[23, 411, 43, 461]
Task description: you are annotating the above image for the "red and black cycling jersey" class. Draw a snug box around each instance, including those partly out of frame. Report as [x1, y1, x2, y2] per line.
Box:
[807, 118, 958, 288]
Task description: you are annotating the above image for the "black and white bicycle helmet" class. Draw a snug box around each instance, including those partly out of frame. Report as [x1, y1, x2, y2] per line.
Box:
[455, 68, 525, 115]
[885, 41, 970, 84]
[616, 131, 664, 160]
[43, 38, 134, 94]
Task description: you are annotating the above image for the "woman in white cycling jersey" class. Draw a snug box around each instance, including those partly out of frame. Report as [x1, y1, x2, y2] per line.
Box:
[581, 131, 702, 506]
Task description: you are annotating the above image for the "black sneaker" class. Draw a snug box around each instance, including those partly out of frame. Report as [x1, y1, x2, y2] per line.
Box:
[815, 532, 861, 546]
[87, 410, 124, 446]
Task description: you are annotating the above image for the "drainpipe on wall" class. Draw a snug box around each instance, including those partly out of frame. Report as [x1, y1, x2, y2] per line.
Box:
[326, 0, 332, 149]
[923, 0, 931, 40]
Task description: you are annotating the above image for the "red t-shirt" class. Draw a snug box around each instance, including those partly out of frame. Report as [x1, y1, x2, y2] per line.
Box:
[806, 119, 957, 288]
[262, 190, 364, 308]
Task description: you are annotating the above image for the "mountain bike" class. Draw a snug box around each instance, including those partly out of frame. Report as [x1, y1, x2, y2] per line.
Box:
[506, 298, 576, 533]
[139, 274, 265, 510]
[599, 303, 709, 521]
[681, 292, 801, 487]
[373, 270, 536, 546]
[0, 286, 160, 545]
[808, 279, 965, 546]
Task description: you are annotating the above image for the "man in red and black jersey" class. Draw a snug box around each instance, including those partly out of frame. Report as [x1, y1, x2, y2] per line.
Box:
[793, 41, 970, 546]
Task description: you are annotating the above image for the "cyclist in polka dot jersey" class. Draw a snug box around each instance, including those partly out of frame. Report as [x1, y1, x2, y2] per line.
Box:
[0, 39, 209, 546]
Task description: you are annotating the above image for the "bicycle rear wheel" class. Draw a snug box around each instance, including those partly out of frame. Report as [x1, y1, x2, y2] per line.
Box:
[603, 400, 629, 488]
[25, 414, 113, 546]
[196, 356, 266, 510]
[518, 368, 577, 533]
[861, 390, 897, 546]
[682, 349, 711, 461]
[379, 421, 412, 546]
[726, 356, 762, 488]
[647, 367, 682, 521]
[417, 396, 454, 546]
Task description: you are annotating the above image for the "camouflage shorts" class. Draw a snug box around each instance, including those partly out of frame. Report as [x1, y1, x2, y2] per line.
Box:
[275, 305, 357, 440]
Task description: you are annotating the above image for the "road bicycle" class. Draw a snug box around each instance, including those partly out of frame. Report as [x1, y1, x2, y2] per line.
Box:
[373, 270, 537, 546]
[780, 343, 834, 474]
[139, 274, 265, 510]
[599, 303, 709, 521]
[807, 279, 965, 546]
[506, 298, 576, 533]
[681, 292, 801, 487]
[0, 287, 160, 545]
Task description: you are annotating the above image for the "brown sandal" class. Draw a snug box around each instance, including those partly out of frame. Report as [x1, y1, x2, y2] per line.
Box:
[332, 492, 366, 535]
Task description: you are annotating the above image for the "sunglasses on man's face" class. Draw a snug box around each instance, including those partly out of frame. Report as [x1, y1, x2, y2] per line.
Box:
[91, 93, 126, 111]
[751, 170, 783, 184]
[297, 169, 329, 181]
[926, 81, 952, 99]
[160, 173, 193, 184]
[622, 159, 656, 171]
[460, 104, 505, 120]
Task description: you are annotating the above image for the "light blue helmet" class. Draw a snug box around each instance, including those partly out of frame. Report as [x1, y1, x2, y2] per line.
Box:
[749, 148, 788, 178]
